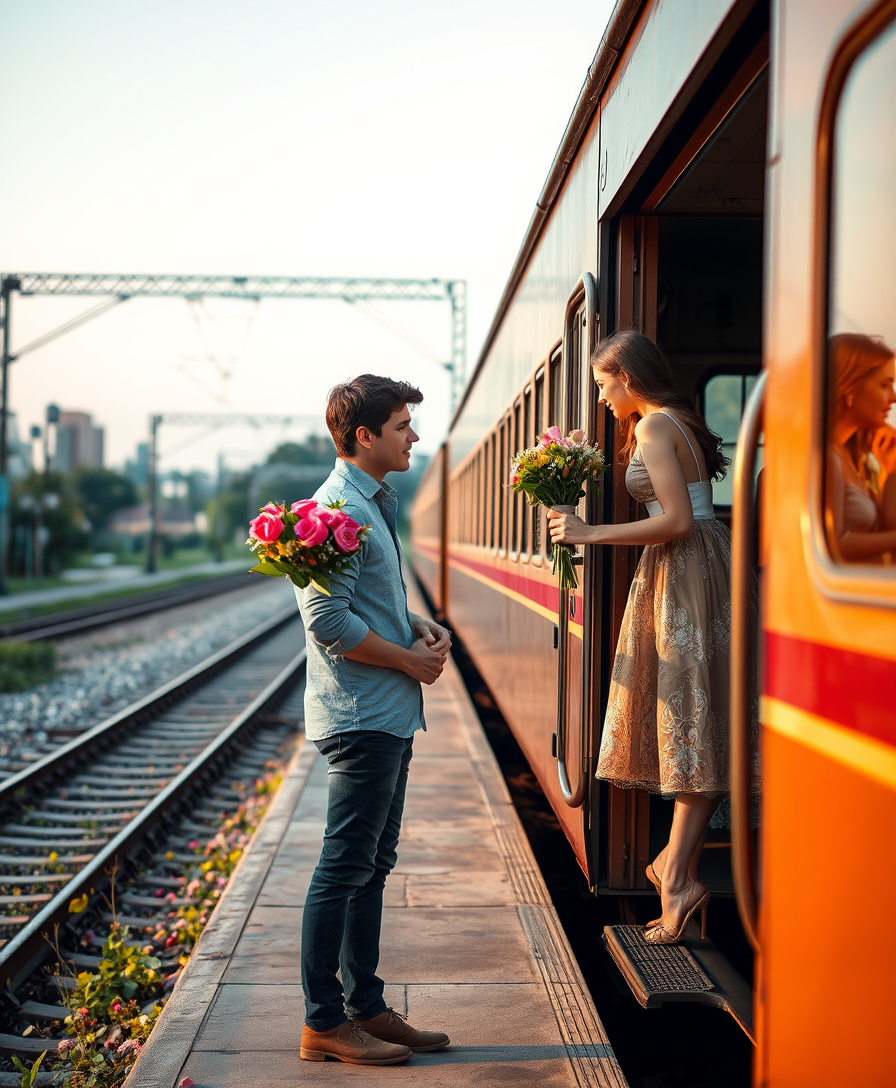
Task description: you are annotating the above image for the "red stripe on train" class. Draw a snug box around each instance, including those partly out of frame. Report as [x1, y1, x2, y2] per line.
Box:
[765, 631, 896, 748]
[447, 549, 564, 616]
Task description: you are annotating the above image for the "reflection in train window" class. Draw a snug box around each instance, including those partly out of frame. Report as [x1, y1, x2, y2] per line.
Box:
[825, 18, 896, 565]
[702, 372, 762, 507]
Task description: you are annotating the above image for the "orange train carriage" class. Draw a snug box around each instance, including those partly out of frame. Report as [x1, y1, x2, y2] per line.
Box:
[411, 1, 896, 1085]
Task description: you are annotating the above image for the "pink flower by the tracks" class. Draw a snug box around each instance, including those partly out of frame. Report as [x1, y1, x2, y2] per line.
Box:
[248, 510, 284, 544]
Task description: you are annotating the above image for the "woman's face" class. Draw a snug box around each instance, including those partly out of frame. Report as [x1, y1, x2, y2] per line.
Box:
[850, 358, 896, 430]
[593, 366, 638, 418]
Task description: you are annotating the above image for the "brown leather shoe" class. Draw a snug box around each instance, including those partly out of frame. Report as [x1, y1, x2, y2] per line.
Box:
[300, 1022, 413, 1064]
[354, 1008, 450, 1052]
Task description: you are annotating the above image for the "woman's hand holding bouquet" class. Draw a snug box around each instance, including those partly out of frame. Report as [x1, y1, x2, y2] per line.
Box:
[510, 426, 606, 591]
[247, 500, 370, 594]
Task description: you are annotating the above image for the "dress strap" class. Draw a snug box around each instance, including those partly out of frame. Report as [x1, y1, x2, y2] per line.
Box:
[657, 411, 702, 482]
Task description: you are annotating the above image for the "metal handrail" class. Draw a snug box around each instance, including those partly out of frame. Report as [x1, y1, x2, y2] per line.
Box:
[556, 272, 598, 806]
[729, 369, 766, 953]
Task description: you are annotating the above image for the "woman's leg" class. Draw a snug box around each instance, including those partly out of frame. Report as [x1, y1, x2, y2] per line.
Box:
[645, 794, 718, 939]
[661, 794, 718, 894]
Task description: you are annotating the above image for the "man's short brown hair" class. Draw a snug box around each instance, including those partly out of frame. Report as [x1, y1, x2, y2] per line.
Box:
[326, 374, 423, 457]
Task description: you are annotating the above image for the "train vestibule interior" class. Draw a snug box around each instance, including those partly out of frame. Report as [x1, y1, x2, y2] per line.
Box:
[598, 68, 768, 922]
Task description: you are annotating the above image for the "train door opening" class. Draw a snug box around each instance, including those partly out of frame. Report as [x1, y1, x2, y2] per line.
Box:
[555, 275, 600, 846]
[594, 65, 768, 1035]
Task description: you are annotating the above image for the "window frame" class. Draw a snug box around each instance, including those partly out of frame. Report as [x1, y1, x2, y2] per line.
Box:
[810, 0, 896, 608]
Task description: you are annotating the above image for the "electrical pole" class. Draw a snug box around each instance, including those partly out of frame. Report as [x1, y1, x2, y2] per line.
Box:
[214, 452, 225, 564]
[146, 414, 161, 574]
[0, 277, 20, 595]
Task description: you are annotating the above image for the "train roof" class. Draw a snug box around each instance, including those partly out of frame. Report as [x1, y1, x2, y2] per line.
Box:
[451, 0, 643, 430]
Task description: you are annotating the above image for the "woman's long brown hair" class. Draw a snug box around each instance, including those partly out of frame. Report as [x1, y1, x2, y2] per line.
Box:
[829, 332, 894, 488]
[591, 330, 729, 481]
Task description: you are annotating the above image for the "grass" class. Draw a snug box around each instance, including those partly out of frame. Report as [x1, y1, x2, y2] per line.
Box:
[0, 550, 253, 627]
[0, 640, 57, 692]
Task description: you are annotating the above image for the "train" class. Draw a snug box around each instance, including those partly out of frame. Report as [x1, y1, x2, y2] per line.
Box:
[411, 1, 896, 1084]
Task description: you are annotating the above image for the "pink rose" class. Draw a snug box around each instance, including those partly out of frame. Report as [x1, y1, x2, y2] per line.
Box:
[248, 510, 283, 543]
[567, 429, 586, 444]
[295, 513, 328, 546]
[262, 502, 283, 514]
[539, 425, 564, 447]
[332, 520, 361, 553]
[290, 498, 318, 517]
[318, 507, 348, 527]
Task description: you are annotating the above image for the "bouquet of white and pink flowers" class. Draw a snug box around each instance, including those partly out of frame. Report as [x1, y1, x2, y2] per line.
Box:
[247, 500, 370, 594]
[510, 425, 607, 591]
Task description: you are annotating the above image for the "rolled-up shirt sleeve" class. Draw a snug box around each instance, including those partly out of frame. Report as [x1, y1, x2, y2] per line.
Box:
[296, 550, 370, 656]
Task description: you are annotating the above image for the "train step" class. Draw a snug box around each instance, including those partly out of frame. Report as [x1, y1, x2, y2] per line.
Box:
[603, 923, 754, 1041]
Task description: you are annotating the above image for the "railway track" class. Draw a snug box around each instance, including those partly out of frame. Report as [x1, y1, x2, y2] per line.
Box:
[0, 569, 254, 643]
[0, 604, 305, 1004]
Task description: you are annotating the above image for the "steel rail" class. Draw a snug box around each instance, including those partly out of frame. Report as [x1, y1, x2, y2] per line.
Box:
[0, 638, 305, 990]
[0, 571, 253, 643]
[0, 604, 298, 809]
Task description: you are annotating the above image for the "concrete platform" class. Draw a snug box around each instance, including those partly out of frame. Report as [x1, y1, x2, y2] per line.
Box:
[126, 638, 626, 1086]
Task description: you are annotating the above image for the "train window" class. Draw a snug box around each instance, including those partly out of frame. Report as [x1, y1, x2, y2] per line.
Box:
[824, 16, 896, 567]
[701, 371, 763, 507]
[534, 368, 545, 555]
[549, 349, 562, 431]
[489, 432, 497, 549]
[547, 351, 561, 563]
[521, 386, 531, 557]
[511, 400, 521, 557]
[475, 449, 483, 546]
[498, 420, 507, 553]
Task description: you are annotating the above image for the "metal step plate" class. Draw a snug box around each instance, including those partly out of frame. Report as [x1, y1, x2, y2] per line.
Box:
[603, 924, 754, 1042]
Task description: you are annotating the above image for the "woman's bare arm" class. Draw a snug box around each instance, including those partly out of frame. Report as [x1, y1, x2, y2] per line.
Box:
[547, 414, 695, 547]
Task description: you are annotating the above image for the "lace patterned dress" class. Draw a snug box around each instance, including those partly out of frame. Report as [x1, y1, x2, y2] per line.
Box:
[595, 418, 737, 797]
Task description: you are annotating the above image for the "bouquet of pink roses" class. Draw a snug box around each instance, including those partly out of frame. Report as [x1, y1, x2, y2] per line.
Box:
[510, 425, 606, 591]
[247, 499, 370, 594]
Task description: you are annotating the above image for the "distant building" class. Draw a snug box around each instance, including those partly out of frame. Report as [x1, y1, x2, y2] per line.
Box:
[124, 442, 149, 488]
[54, 411, 104, 473]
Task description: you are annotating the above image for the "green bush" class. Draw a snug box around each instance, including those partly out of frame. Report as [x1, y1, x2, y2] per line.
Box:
[0, 640, 57, 693]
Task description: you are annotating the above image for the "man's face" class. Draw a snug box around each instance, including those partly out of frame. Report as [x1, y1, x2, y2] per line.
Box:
[364, 406, 419, 476]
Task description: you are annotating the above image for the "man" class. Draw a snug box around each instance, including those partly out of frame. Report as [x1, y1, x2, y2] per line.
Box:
[296, 374, 452, 1066]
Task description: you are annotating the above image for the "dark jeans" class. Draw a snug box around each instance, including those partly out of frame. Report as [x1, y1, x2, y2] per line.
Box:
[301, 729, 414, 1031]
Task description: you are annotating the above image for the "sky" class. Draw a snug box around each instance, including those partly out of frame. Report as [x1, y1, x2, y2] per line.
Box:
[0, 0, 616, 477]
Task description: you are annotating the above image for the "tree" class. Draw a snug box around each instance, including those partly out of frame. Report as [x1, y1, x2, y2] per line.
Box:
[75, 468, 139, 531]
[266, 435, 335, 465]
[10, 470, 88, 575]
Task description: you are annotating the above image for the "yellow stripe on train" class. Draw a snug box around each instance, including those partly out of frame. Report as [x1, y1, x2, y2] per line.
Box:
[762, 696, 896, 793]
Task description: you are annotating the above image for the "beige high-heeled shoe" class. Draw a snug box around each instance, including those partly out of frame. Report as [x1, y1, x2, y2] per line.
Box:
[644, 863, 663, 929]
[643, 878, 709, 945]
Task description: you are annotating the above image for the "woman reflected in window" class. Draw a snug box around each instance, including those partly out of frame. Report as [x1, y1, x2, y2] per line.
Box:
[828, 333, 896, 561]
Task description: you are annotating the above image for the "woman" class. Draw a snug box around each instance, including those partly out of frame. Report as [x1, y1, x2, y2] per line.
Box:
[827, 333, 896, 560]
[547, 330, 737, 945]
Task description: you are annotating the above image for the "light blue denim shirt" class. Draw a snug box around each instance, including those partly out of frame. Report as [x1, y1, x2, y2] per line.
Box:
[295, 459, 425, 741]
